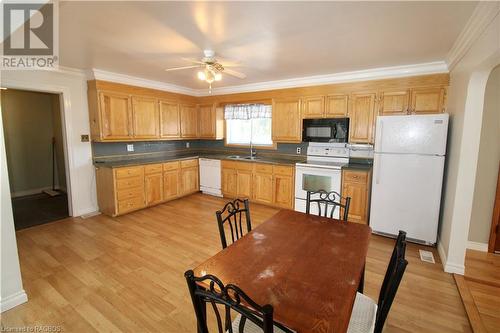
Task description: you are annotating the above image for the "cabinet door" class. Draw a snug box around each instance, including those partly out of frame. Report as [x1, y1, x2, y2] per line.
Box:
[302, 96, 324, 119]
[163, 169, 180, 200]
[132, 96, 159, 139]
[145, 173, 163, 206]
[273, 174, 294, 209]
[342, 181, 368, 224]
[325, 94, 348, 117]
[222, 168, 237, 197]
[159, 100, 180, 138]
[410, 87, 445, 114]
[253, 172, 273, 205]
[272, 98, 302, 142]
[237, 170, 253, 199]
[379, 90, 409, 116]
[180, 104, 198, 138]
[99, 92, 132, 140]
[198, 104, 216, 138]
[349, 93, 377, 144]
[181, 166, 199, 195]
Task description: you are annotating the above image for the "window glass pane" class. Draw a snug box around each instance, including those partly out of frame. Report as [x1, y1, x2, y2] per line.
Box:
[226, 118, 273, 146]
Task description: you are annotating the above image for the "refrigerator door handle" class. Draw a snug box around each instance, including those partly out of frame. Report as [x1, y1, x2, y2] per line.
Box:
[377, 120, 384, 152]
[375, 154, 381, 184]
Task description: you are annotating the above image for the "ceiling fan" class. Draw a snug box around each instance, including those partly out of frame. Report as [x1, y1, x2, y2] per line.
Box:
[165, 50, 246, 92]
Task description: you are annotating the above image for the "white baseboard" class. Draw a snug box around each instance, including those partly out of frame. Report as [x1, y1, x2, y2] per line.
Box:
[1, 290, 28, 313]
[437, 240, 465, 275]
[467, 241, 488, 252]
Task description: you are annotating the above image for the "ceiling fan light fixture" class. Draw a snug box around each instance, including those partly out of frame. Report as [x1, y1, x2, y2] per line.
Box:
[214, 73, 222, 81]
[197, 71, 206, 81]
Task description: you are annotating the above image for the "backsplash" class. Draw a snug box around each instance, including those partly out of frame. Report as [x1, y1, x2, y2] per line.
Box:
[92, 140, 309, 158]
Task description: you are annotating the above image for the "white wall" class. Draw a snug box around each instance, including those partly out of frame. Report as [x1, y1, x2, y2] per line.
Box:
[0, 110, 28, 311]
[1, 69, 97, 216]
[468, 65, 500, 245]
[438, 8, 500, 273]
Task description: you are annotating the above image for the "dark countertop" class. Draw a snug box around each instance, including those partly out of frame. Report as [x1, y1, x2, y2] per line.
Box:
[94, 153, 305, 168]
[343, 163, 372, 171]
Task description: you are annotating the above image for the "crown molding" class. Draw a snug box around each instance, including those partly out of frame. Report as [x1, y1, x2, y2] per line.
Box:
[90, 69, 200, 96]
[64, 62, 448, 98]
[446, 2, 500, 71]
[202, 61, 448, 96]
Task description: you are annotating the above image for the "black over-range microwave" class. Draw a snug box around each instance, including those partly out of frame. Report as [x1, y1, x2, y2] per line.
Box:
[302, 118, 349, 143]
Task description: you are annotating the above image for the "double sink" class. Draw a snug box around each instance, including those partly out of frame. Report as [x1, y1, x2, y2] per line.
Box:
[227, 155, 261, 161]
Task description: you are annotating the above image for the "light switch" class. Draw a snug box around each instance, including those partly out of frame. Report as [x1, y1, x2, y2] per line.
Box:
[126, 144, 134, 152]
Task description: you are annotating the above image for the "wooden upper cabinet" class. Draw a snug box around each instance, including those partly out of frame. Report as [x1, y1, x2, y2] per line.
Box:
[159, 100, 181, 138]
[99, 91, 132, 140]
[132, 96, 159, 139]
[180, 104, 198, 138]
[349, 93, 377, 144]
[326, 94, 349, 117]
[272, 98, 302, 143]
[198, 103, 216, 138]
[379, 90, 409, 116]
[302, 96, 325, 119]
[410, 87, 446, 114]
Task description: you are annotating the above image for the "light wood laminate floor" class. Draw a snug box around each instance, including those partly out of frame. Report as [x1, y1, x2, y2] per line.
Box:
[1, 194, 472, 332]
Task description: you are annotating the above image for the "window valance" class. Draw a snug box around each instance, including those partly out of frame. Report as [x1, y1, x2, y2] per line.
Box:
[224, 104, 271, 120]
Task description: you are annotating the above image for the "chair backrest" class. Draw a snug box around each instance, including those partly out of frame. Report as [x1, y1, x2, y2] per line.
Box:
[305, 190, 351, 221]
[185, 270, 292, 333]
[375, 231, 408, 333]
[215, 198, 252, 249]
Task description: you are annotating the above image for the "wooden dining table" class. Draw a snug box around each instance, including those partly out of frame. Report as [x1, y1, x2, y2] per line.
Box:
[193, 209, 372, 333]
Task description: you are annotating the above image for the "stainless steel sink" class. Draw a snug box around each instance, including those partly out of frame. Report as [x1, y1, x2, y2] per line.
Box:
[227, 155, 261, 161]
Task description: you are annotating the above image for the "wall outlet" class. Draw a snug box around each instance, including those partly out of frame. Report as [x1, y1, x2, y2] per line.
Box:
[126, 144, 134, 152]
[80, 134, 89, 142]
[186, 142, 190, 148]
[296, 147, 302, 154]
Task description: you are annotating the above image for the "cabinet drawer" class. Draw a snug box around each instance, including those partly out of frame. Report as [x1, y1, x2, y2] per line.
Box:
[222, 160, 239, 169]
[145, 163, 163, 174]
[116, 187, 144, 200]
[255, 163, 273, 174]
[273, 165, 294, 176]
[343, 170, 368, 183]
[163, 161, 180, 171]
[236, 162, 253, 171]
[180, 159, 198, 168]
[117, 196, 144, 214]
[116, 176, 143, 190]
[115, 166, 143, 179]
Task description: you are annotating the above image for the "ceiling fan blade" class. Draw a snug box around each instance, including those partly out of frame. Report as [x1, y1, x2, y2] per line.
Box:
[164, 65, 199, 72]
[224, 68, 247, 79]
[181, 57, 206, 65]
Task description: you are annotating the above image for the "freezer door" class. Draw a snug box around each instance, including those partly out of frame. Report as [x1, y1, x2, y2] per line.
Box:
[374, 114, 449, 155]
[369, 153, 445, 244]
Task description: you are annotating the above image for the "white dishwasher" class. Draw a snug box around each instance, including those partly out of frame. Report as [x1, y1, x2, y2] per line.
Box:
[199, 158, 222, 197]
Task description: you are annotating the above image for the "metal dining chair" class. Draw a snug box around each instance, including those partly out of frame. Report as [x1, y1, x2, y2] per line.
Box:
[347, 231, 408, 333]
[185, 270, 294, 333]
[215, 198, 252, 249]
[306, 190, 351, 221]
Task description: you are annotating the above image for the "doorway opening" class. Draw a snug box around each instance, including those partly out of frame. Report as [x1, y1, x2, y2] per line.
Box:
[1, 88, 69, 230]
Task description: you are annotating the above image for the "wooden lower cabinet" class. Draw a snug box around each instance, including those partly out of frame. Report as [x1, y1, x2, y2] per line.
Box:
[180, 159, 199, 195]
[221, 161, 295, 209]
[96, 159, 200, 216]
[341, 169, 371, 224]
[145, 172, 163, 206]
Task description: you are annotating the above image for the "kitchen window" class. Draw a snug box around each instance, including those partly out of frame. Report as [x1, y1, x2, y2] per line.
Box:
[224, 104, 273, 146]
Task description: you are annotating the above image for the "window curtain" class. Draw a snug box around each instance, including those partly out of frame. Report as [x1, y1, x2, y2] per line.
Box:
[224, 104, 271, 120]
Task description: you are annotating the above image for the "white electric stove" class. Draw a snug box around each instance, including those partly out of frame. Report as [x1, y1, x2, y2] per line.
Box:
[295, 143, 350, 217]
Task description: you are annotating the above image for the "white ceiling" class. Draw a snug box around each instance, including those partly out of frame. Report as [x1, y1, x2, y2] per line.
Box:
[59, 1, 477, 89]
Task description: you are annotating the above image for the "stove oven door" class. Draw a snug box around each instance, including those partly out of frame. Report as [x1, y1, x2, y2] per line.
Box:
[294, 166, 342, 218]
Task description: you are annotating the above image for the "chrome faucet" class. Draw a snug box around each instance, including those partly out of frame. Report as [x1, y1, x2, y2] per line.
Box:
[250, 142, 256, 158]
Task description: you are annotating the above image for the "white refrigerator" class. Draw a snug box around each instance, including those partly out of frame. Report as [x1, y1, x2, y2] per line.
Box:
[369, 113, 449, 245]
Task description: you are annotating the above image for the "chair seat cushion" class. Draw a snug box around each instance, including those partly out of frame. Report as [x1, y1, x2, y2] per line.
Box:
[230, 314, 295, 333]
[347, 292, 377, 333]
